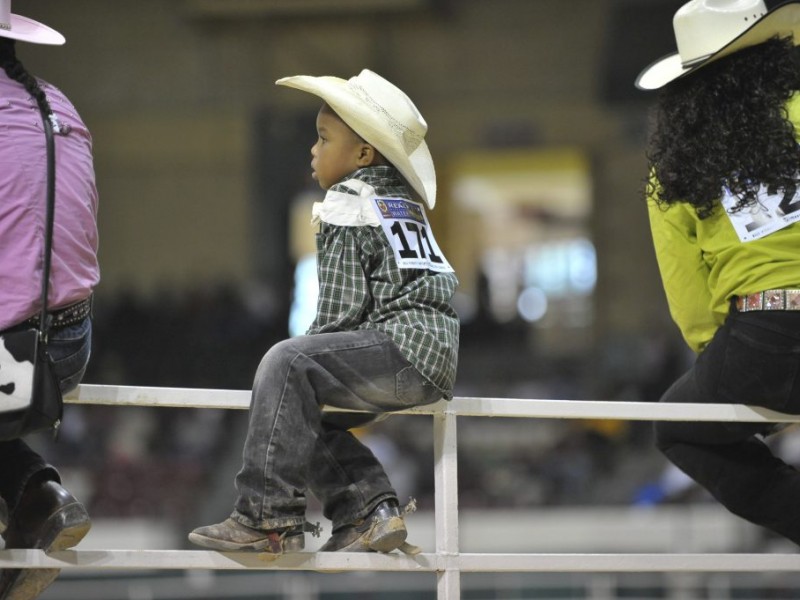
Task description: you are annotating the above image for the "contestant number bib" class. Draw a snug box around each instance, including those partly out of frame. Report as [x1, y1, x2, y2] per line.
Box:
[373, 197, 454, 273]
[722, 183, 800, 242]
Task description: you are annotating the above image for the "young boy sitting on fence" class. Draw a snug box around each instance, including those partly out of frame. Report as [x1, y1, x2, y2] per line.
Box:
[189, 69, 459, 555]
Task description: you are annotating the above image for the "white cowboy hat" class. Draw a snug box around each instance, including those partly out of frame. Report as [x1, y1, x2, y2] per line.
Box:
[0, 0, 64, 45]
[276, 69, 437, 209]
[636, 0, 800, 90]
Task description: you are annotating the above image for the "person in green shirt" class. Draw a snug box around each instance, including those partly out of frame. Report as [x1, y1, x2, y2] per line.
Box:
[637, 0, 800, 545]
[189, 69, 459, 555]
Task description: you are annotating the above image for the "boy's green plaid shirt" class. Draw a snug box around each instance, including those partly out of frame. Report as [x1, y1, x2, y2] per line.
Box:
[308, 166, 459, 396]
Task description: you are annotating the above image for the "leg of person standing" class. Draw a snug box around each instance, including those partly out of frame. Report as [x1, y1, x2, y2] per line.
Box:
[0, 318, 93, 600]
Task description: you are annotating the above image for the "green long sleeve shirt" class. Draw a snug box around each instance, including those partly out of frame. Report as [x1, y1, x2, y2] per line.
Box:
[648, 94, 800, 353]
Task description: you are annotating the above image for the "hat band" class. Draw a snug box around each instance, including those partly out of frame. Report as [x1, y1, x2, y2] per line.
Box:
[681, 52, 713, 69]
[349, 82, 425, 154]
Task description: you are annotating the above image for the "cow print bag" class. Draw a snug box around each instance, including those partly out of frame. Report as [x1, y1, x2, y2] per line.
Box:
[0, 329, 62, 440]
[0, 109, 63, 440]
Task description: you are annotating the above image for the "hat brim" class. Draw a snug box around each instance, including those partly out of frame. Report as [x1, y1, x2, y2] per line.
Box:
[0, 14, 64, 45]
[277, 74, 437, 209]
[636, 1, 800, 90]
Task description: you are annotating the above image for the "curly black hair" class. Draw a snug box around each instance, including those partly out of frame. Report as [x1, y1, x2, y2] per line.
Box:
[0, 37, 52, 118]
[646, 37, 800, 219]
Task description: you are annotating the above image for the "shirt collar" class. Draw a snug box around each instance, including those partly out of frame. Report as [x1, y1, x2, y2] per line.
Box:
[338, 166, 404, 190]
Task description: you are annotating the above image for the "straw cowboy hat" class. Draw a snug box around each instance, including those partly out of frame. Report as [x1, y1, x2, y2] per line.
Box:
[277, 69, 437, 209]
[0, 0, 64, 45]
[636, 0, 800, 90]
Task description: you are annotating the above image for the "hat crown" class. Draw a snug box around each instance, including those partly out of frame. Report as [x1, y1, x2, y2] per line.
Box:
[0, 0, 11, 31]
[675, 0, 768, 66]
[347, 70, 427, 154]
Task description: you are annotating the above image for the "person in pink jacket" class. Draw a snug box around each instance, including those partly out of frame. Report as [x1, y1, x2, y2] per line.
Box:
[0, 2, 99, 598]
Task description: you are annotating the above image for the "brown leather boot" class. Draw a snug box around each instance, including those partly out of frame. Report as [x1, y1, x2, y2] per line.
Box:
[189, 518, 320, 554]
[320, 499, 408, 553]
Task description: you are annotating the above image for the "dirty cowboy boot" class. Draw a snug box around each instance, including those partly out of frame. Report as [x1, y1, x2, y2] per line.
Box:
[189, 518, 321, 554]
[0, 480, 91, 600]
[320, 498, 421, 554]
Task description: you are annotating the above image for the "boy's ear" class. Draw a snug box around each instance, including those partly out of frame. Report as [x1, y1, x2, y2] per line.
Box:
[356, 143, 377, 167]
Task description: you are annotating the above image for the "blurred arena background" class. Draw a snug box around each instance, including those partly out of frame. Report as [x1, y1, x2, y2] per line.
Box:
[13, 0, 800, 598]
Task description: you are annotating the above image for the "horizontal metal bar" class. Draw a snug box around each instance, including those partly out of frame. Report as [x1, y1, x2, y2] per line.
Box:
[2, 550, 799, 573]
[457, 553, 800, 573]
[0, 549, 437, 572]
[64, 385, 251, 410]
[65, 384, 800, 423]
[448, 397, 799, 423]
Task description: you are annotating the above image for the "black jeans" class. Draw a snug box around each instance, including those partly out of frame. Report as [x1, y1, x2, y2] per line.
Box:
[0, 318, 92, 511]
[655, 309, 800, 544]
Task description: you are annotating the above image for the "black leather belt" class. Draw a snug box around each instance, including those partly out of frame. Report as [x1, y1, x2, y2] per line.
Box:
[26, 296, 93, 329]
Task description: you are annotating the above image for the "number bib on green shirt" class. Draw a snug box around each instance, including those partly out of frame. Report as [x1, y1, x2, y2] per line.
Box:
[722, 183, 800, 242]
[372, 197, 454, 273]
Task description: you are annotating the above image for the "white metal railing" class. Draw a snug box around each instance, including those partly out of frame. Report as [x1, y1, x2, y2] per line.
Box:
[2, 384, 799, 600]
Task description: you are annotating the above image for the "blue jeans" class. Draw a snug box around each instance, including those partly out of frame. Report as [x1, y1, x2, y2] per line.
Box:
[232, 330, 443, 532]
[0, 318, 92, 510]
[654, 309, 800, 544]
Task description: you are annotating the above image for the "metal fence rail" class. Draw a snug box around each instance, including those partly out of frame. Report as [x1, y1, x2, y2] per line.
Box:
[0, 384, 796, 600]
[2, 549, 800, 573]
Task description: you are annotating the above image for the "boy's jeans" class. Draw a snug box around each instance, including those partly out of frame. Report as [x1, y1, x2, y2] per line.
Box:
[0, 318, 92, 510]
[654, 309, 800, 544]
[233, 330, 442, 532]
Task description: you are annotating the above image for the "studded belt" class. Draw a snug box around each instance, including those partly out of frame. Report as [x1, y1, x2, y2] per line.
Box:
[26, 295, 93, 329]
[734, 289, 800, 312]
